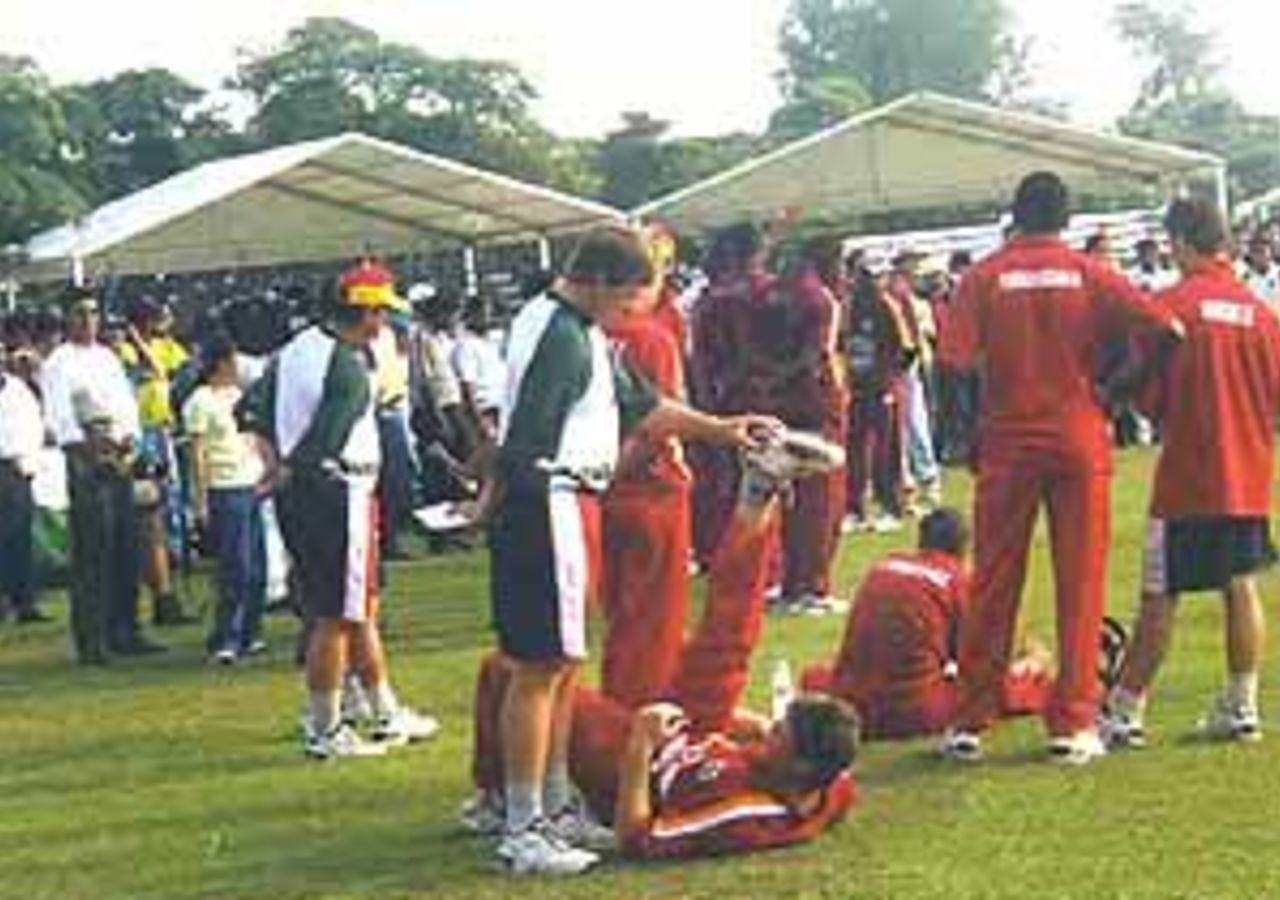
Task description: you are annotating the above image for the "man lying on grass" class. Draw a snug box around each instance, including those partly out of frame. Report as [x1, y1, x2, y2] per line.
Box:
[468, 654, 858, 865]
[462, 422, 858, 870]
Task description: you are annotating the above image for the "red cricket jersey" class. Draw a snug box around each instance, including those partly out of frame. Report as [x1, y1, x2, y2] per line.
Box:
[947, 235, 1176, 460]
[1142, 258, 1280, 518]
[654, 281, 688, 358]
[831, 550, 967, 718]
[744, 266, 846, 425]
[691, 270, 775, 412]
[605, 314, 691, 491]
[622, 730, 856, 859]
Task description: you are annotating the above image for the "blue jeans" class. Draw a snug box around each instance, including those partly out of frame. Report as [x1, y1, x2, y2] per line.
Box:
[207, 487, 266, 653]
[903, 367, 941, 486]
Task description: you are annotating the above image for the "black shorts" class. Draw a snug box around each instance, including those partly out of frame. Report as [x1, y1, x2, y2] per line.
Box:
[1143, 516, 1276, 596]
[489, 490, 600, 662]
[276, 470, 380, 622]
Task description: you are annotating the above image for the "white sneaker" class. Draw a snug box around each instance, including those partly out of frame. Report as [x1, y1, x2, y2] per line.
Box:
[458, 791, 506, 836]
[1097, 708, 1147, 750]
[938, 729, 982, 763]
[872, 514, 903, 534]
[548, 800, 617, 853]
[305, 723, 389, 760]
[496, 821, 600, 876]
[795, 594, 850, 617]
[841, 515, 870, 535]
[743, 429, 846, 484]
[1048, 730, 1108, 766]
[1198, 696, 1262, 744]
[213, 648, 237, 666]
[372, 706, 440, 746]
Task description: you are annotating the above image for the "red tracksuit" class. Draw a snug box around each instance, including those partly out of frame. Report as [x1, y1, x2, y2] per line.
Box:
[1140, 257, 1280, 521]
[754, 266, 848, 599]
[800, 550, 1049, 738]
[945, 235, 1176, 737]
[601, 315, 692, 707]
[687, 272, 772, 567]
[471, 653, 855, 858]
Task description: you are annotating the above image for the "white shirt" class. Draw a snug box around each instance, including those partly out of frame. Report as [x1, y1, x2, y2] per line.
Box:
[452, 329, 507, 412]
[0, 374, 46, 476]
[39, 342, 140, 447]
[1127, 265, 1178, 294]
[1241, 264, 1280, 309]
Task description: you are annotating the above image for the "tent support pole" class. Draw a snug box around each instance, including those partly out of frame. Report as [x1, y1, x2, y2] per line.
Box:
[1214, 166, 1230, 222]
[537, 235, 551, 270]
[464, 245, 478, 297]
[71, 255, 85, 287]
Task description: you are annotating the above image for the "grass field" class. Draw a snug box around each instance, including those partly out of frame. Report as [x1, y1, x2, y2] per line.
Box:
[3, 447, 1280, 900]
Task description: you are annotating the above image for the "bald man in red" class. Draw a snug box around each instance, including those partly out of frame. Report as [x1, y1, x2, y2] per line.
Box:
[941, 172, 1181, 766]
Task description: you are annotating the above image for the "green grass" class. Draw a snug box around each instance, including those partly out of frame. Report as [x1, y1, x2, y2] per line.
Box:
[3, 448, 1279, 899]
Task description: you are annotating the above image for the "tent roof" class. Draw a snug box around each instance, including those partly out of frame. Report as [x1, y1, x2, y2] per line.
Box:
[20, 132, 624, 280]
[637, 92, 1225, 233]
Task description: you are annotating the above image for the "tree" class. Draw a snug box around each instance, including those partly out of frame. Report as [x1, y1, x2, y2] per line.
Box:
[778, 0, 1016, 108]
[58, 68, 238, 202]
[1115, 1, 1280, 202]
[0, 56, 85, 244]
[766, 73, 872, 145]
[229, 17, 583, 192]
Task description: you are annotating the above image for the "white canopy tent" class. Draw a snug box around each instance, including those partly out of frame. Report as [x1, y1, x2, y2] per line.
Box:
[637, 92, 1227, 233]
[19, 132, 625, 282]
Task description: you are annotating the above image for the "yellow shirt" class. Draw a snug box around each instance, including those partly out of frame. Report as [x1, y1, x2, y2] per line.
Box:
[370, 326, 410, 408]
[119, 336, 190, 428]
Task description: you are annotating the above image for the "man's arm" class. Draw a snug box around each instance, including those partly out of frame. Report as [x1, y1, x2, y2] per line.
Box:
[633, 397, 775, 450]
[614, 704, 685, 840]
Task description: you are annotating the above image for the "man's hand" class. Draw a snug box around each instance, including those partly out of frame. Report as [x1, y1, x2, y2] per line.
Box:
[712, 414, 784, 451]
[636, 702, 688, 744]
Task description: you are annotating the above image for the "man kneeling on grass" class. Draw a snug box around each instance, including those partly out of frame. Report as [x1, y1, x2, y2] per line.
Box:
[801, 509, 1054, 740]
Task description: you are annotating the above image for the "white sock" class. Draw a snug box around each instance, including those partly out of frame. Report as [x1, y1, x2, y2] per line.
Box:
[505, 781, 542, 834]
[309, 689, 342, 736]
[368, 681, 400, 720]
[543, 762, 574, 815]
[1227, 672, 1259, 711]
[1109, 687, 1146, 721]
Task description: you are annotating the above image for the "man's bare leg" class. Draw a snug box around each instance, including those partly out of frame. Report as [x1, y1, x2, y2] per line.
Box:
[544, 663, 580, 816]
[306, 618, 348, 737]
[500, 659, 567, 832]
[1223, 576, 1264, 713]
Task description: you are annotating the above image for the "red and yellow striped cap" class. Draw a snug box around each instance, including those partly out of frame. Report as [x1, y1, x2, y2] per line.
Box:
[339, 261, 408, 312]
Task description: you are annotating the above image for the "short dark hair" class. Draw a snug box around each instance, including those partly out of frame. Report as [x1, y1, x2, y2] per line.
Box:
[563, 226, 655, 288]
[59, 283, 98, 313]
[919, 507, 969, 556]
[1164, 199, 1229, 255]
[784, 694, 860, 790]
[1012, 171, 1069, 235]
[705, 222, 764, 277]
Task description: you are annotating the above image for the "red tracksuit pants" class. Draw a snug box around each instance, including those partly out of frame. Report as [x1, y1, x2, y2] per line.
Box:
[781, 407, 848, 600]
[800, 662, 1050, 740]
[847, 385, 905, 518]
[954, 445, 1111, 737]
[600, 484, 692, 708]
[472, 502, 777, 807]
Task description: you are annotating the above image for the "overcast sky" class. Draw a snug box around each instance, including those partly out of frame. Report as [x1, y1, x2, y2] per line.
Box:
[4, 0, 1279, 137]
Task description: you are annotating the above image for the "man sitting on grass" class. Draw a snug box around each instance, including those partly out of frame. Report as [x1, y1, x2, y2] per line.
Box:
[463, 425, 857, 869]
[801, 509, 1053, 740]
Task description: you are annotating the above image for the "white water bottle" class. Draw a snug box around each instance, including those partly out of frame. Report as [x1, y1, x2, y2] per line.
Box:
[771, 659, 795, 722]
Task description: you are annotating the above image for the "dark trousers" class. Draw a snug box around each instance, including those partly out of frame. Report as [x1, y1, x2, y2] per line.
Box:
[377, 407, 420, 554]
[847, 387, 904, 518]
[206, 487, 266, 653]
[66, 452, 141, 661]
[0, 464, 37, 617]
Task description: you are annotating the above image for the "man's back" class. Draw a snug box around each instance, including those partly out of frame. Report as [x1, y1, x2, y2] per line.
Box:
[950, 235, 1170, 445]
[833, 550, 966, 709]
[1147, 261, 1280, 519]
